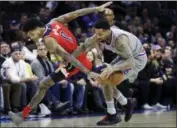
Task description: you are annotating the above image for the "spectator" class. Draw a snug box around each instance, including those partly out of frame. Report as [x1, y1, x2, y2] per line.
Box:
[103, 8, 127, 30]
[37, 7, 51, 25]
[19, 51, 40, 114]
[45, 1, 58, 12]
[11, 40, 36, 63]
[74, 27, 83, 43]
[0, 41, 10, 114]
[20, 13, 29, 29]
[1, 45, 36, 114]
[82, 51, 106, 113]
[166, 32, 174, 41]
[157, 37, 166, 49]
[137, 47, 154, 109]
[161, 59, 176, 106]
[163, 48, 173, 64]
[0, 41, 11, 66]
[85, 25, 95, 37]
[148, 45, 167, 109]
[9, 20, 20, 31]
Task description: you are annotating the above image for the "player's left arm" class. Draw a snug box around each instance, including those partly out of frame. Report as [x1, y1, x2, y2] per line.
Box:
[50, 2, 112, 24]
[111, 35, 135, 72]
[43, 37, 91, 75]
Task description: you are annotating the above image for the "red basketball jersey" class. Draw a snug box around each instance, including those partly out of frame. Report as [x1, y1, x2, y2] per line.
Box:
[43, 21, 92, 77]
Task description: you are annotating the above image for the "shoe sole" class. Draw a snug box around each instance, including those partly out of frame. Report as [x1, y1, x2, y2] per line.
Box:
[97, 118, 122, 126]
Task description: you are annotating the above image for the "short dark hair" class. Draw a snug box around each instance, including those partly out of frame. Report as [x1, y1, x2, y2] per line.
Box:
[23, 18, 43, 33]
[95, 19, 110, 30]
[0, 40, 8, 45]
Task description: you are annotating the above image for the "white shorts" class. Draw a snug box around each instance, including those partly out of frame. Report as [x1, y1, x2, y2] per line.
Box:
[116, 53, 147, 83]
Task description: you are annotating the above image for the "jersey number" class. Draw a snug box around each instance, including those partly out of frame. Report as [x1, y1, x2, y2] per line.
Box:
[60, 31, 73, 43]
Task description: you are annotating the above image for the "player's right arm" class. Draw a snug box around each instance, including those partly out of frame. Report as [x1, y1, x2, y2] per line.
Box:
[72, 35, 97, 58]
[43, 37, 99, 79]
[50, 2, 112, 24]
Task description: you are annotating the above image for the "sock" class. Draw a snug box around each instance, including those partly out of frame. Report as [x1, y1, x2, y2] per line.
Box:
[114, 90, 127, 106]
[106, 100, 116, 115]
[22, 105, 32, 119]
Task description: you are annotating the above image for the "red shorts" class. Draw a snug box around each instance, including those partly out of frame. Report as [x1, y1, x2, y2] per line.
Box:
[66, 52, 92, 78]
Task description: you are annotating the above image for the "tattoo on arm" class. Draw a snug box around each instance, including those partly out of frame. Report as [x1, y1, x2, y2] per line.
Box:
[51, 7, 98, 24]
[44, 37, 90, 74]
[72, 36, 96, 58]
[112, 35, 135, 71]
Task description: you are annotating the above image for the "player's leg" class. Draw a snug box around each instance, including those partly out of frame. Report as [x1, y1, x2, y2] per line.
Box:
[8, 69, 68, 126]
[112, 69, 137, 122]
[97, 84, 122, 125]
[113, 87, 136, 122]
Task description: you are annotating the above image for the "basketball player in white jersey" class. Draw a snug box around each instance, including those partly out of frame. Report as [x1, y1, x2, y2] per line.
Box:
[72, 19, 147, 125]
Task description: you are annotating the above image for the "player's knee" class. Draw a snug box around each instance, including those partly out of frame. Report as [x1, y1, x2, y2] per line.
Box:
[39, 76, 55, 89]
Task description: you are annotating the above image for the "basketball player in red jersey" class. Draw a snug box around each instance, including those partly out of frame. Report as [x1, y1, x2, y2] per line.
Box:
[8, 2, 112, 126]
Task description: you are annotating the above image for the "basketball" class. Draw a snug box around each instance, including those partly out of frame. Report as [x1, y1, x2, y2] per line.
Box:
[98, 71, 124, 86]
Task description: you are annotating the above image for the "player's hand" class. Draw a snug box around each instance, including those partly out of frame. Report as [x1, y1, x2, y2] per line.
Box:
[59, 80, 68, 88]
[100, 64, 114, 79]
[155, 78, 163, 85]
[30, 75, 38, 81]
[88, 72, 100, 81]
[90, 79, 98, 87]
[97, 2, 113, 12]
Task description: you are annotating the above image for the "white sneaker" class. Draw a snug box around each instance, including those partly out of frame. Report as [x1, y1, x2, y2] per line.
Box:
[39, 103, 51, 116]
[155, 103, 167, 109]
[142, 103, 154, 110]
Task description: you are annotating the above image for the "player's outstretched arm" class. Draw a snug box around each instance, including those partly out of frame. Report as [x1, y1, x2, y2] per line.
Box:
[72, 35, 97, 58]
[44, 37, 91, 75]
[51, 2, 112, 24]
[111, 35, 135, 71]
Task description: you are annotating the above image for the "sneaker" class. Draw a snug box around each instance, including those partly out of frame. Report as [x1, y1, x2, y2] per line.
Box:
[142, 103, 154, 110]
[154, 103, 167, 109]
[39, 103, 51, 116]
[123, 98, 137, 122]
[54, 101, 70, 112]
[8, 111, 24, 126]
[74, 108, 85, 114]
[97, 113, 122, 125]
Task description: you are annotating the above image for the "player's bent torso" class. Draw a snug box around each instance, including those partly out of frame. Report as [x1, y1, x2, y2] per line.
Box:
[43, 21, 92, 77]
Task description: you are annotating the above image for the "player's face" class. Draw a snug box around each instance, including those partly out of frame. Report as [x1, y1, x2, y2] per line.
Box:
[95, 28, 110, 42]
[27, 28, 42, 42]
[104, 11, 114, 24]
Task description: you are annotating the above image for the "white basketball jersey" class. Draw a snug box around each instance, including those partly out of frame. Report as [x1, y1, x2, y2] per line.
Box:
[102, 27, 146, 59]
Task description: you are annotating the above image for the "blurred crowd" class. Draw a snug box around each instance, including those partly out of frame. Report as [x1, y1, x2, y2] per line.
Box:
[0, 1, 176, 116]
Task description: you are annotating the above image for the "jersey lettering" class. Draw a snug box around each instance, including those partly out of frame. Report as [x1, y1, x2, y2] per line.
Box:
[60, 31, 73, 43]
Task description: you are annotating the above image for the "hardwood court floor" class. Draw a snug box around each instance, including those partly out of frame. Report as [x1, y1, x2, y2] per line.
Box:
[1, 109, 176, 127]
